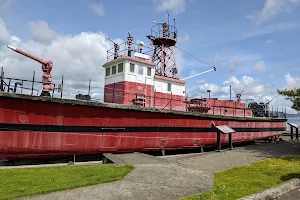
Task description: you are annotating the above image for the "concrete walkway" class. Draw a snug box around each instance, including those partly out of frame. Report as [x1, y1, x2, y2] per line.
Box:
[275, 188, 300, 200]
[18, 161, 213, 200]
[17, 139, 300, 200]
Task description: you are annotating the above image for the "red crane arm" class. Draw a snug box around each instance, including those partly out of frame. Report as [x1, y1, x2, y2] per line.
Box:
[7, 45, 48, 66]
[7, 44, 54, 96]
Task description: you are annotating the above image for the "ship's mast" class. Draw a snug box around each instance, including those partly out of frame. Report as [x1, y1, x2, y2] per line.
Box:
[147, 19, 178, 79]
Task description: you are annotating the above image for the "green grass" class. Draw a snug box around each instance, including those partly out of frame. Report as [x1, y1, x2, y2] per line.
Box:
[0, 164, 133, 200]
[181, 157, 300, 200]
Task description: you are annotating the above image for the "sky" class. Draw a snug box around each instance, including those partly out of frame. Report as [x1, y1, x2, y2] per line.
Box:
[0, 0, 300, 113]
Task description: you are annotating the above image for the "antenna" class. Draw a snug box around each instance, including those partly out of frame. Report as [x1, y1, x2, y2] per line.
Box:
[174, 0, 176, 16]
[127, 32, 133, 56]
[173, 0, 176, 30]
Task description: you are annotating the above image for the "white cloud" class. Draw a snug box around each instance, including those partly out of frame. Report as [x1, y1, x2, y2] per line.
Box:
[213, 53, 221, 63]
[174, 47, 185, 76]
[88, 3, 105, 16]
[190, 76, 265, 98]
[247, 0, 300, 23]
[0, 0, 13, 10]
[229, 56, 245, 70]
[253, 61, 267, 73]
[284, 73, 300, 89]
[266, 39, 274, 44]
[0, 17, 121, 100]
[270, 73, 276, 78]
[188, 75, 296, 113]
[196, 79, 205, 84]
[29, 20, 57, 44]
[178, 32, 190, 43]
[0, 17, 10, 45]
[189, 69, 197, 76]
[154, 0, 185, 14]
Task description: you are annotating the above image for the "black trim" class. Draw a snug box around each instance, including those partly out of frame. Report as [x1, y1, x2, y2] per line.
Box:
[0, 123, 286, 133]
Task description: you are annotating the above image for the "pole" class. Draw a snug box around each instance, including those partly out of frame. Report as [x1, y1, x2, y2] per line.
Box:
[61, 75, 64, 98]
[21, 80, 23, 94]
[230, 85, 231, 100]
[0, 67, 3, 92]
[290, 126, 294, 140]
[31, 71, 35, 95]
[216, 131, 221, 152]
[88, 79, 91, 96]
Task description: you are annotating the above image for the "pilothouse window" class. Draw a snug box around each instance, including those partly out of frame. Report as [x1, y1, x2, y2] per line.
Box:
[112, 65, 116, 75]
[118, 63, 123, 73]
[138, 65, 143, 75]
[147, 67, 151, 76]
[130, 63, 135, 73]
[167, 83, 171, 92]
[106, 67, 110, 76]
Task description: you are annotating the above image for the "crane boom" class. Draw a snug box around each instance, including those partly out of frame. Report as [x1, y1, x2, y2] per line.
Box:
[7, 44, 54, 96]
[7, 45, 48, 66]
[105, 36, 120, 59]
[182, 67, 216, 81]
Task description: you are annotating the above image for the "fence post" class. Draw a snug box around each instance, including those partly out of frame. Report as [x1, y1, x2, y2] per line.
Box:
[52, 84, 55, 97]
[31, 71, 35, 95]
[88, 79, 91, 96]
[21, 80, 24, 94]
[285, 108, 286, 118]
[0, 67, 3, 92]
[7, 78, 11, 92]
[61, 75, 64, 98]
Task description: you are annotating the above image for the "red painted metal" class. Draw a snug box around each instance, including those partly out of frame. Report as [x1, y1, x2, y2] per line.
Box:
[147, 21, 178, 78]
[236, 89, 245, 102]
[0, 94, 286, 160]
[6, 45, 54, 96]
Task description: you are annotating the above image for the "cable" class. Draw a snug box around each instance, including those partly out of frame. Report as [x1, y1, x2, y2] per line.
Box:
[174, 45, 215, 68]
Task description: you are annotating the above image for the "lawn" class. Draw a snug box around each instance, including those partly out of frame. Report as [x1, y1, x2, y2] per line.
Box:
[181, 157, 300, 200]
[0, 164, 133, 200]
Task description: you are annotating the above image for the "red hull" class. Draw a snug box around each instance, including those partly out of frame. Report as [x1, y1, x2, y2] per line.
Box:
[0, 93, 287, 160]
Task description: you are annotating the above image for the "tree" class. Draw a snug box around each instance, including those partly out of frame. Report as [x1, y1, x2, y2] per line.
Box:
[277, 88, 300, 112]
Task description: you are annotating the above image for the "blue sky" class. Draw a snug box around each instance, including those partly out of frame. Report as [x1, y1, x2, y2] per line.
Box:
[1, 0, 300, 112]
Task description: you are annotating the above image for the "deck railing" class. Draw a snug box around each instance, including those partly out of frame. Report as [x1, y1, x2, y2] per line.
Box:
[0, 67, 286, 119]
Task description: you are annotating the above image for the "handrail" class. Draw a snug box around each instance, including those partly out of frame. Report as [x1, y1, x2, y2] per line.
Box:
[0, 67, 286, 119]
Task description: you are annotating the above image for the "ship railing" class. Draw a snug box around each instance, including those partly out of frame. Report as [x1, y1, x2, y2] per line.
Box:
[150, 23, 177, 40]
[0, 70, 56, 97]
[0, 67, 106, 100]
[0, 66, 287, 119]
[103, 85, 287, 119]
[106, 41, 153, 62]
